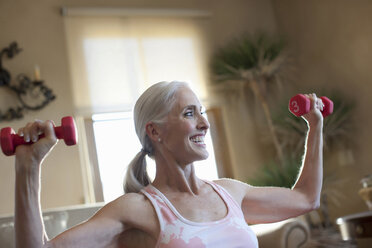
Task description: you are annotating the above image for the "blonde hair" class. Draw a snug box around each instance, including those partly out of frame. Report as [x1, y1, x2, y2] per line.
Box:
[124, 81, 189, 193]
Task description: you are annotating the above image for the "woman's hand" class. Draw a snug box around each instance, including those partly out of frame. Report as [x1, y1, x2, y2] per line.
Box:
[15, 119, 58, 169]
[302, 93, 324, 127]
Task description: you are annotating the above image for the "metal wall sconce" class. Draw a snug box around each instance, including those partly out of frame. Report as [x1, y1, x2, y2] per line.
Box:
[0, 42, 56, 122]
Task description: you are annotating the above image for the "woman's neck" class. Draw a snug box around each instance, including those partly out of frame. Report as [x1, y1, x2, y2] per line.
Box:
[151, 156, 203, 195]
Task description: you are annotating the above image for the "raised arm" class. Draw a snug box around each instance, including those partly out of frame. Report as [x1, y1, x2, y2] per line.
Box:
[13, 119, 154, 248]
[291, 93, 324, 208]
[14, 119, 59, 247]
[216, 94, 324, 224]
[15, 162, 126, 248]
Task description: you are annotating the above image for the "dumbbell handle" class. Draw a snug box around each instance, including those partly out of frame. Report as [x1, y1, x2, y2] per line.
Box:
[8, 126, 65, 145]
[0, 116, 77, 156]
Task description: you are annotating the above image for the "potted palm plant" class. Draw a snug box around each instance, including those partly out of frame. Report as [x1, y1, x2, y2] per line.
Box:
[210, 33, 355, 234]
[211, 32, 290, 164]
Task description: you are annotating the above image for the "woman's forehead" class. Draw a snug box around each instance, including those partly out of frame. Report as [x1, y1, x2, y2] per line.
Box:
[173, 87, 201, 109]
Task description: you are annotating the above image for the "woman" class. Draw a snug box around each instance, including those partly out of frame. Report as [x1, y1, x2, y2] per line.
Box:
[14, 81, 324, 248]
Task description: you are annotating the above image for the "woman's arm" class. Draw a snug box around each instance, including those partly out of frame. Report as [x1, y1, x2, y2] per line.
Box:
[15, 162, 126, 248]
[14, 120, 59, 247]
[13, 120, 151, 248]
[45, 196, 137, 248]
[15, 158, 48, 247]
[216, 94, 324, 224]
[291, 100, 323, 208]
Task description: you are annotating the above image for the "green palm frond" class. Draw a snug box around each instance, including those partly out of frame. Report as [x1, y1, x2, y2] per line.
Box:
[247, 156, 301, 188]
[271, 91, 355, 152]
[211, 32, 286, 82]
[270, 99, 308, 154]
[251, 92, 355, 189]
[322, 92, 355, 149]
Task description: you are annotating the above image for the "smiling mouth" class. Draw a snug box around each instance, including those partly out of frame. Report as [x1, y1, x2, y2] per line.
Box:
[190, 135, 206, 145]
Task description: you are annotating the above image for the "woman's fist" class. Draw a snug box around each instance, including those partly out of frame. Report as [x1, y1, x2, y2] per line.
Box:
[15, 119, 58, 166]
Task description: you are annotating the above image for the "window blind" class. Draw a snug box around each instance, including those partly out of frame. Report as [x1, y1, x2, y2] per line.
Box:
[63, 10, 210, 115]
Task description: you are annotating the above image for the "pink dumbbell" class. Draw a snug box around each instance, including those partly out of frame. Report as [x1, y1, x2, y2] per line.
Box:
[0, 116, 77, 156]
[289, 94, 334, 117]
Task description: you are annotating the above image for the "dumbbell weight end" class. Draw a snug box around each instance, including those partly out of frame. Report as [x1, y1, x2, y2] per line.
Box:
[319, 96, 334, 117]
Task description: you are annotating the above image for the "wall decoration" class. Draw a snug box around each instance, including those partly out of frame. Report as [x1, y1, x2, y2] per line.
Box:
[0, 42, 56, 122]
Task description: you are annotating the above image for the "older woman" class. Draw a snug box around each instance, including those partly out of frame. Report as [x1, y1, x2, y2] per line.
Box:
[14, 81, 323, 248]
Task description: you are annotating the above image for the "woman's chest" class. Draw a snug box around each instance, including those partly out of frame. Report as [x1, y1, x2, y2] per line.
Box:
[166, 192, 228, 223]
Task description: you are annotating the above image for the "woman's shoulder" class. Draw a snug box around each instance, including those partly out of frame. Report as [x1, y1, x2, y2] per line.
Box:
[213, 178, 251, 204]
[115, 191, 150, 206]
[104, 191, 159, 232]
[213, 178, 250, 190]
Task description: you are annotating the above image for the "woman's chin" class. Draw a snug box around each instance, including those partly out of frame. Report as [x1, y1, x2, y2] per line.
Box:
[195, 151, 209, 161]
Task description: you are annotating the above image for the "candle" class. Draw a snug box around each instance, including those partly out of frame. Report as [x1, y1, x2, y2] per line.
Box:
[34, 64, 41, 81]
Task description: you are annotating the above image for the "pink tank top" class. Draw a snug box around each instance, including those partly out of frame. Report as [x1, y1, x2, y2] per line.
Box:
[141, 180, 259, 248]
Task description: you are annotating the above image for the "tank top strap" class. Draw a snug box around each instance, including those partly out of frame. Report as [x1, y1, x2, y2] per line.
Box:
[202, 180, 245, 218]
[141, 186, 179, 226]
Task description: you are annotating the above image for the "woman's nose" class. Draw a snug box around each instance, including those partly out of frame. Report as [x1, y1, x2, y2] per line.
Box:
[197, 115, 210, 130]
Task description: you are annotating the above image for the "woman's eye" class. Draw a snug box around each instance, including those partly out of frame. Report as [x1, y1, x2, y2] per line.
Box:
[185, 111, 193, 117]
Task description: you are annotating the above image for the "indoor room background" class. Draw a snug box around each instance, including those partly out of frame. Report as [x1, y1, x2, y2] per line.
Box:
[0, 0, 371, 232]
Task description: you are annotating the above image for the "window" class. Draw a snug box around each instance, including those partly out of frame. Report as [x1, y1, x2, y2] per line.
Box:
[63, 11, 216, 203]
[92, 112, 218, 203]
[64, 15, 210, 115]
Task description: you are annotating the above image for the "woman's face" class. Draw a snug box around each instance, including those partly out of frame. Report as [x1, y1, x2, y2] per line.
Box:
[160, 86, 210, 166]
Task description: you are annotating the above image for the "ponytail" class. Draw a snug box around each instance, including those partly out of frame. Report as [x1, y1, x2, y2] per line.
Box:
[124, 150, 151, 193]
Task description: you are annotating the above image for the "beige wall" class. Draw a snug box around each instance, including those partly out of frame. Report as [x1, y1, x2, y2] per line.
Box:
[272, 0, 372, 220]
[0, 0, 277, 215]
[0, 0, 84, 215]
[1, 0, 366, 227]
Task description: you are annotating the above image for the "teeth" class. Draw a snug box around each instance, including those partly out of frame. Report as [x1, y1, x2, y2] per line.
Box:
[190, 136, 205, 144]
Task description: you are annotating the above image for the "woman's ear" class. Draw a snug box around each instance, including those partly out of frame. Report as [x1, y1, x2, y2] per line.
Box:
[145, 122, 161, 142]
